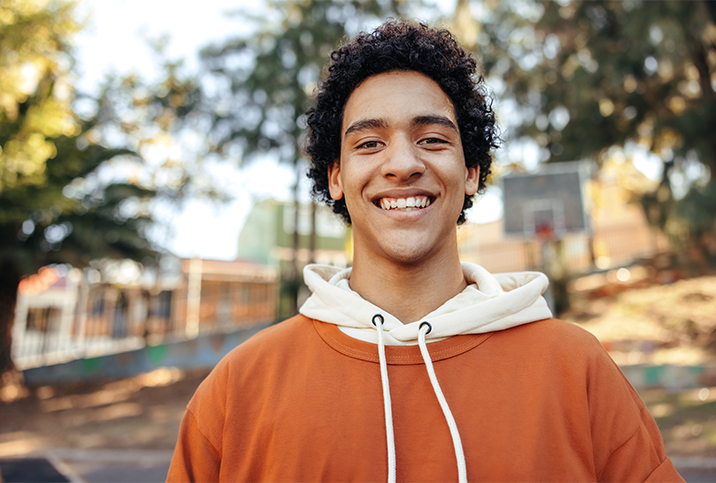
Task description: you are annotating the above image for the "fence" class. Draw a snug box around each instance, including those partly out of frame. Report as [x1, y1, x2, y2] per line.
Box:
[12, 262, 279, 370]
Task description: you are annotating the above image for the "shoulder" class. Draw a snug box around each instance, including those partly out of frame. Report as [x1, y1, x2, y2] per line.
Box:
[184, 315, 316, 423]
[190, 315, 315, 393]
[523, 318, 622, 372]
[215, 314, 316, 370]
[234, 313, 315, 347]
[496, 319, 643, 401]
[498, 318, 607, 358]
[513, 317, 600, 340]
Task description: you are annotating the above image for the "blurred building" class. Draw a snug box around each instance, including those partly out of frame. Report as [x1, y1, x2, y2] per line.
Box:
[459, 160, 666, 274]
[587, 158, 668, 268]
[237, 199, 351, 315]
[12, 258, 278, 370]
[237, 198, 350, 267]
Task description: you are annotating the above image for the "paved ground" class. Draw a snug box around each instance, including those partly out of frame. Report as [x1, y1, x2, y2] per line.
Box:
[0, 450, 171, 483]
[47, 449, 173, 483]
[0, 367, 201, 482]
[673, 458, 716, 483]
[0, 367, 205, 458]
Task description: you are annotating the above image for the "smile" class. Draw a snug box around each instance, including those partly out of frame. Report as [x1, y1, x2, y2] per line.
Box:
[378, 196, 432, 212]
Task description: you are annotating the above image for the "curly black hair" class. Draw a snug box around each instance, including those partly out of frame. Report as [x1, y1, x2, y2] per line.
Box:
[305, 20, 498, 225]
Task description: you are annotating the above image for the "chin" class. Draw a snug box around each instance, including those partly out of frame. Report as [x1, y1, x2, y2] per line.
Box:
[381, 242, 437, 266]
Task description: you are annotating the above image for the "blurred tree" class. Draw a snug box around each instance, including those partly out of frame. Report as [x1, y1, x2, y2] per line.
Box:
[198, 0, 411, 317]
[467, 0, 716, 265]
[0, 0, 201, 376]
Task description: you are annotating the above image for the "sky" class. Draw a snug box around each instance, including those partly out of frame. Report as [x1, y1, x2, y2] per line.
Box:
[72, 0, 504, 261]
[74, 0, 289, 261]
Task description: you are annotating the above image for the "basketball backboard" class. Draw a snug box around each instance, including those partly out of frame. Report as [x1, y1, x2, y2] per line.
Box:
[501, 161, 592, 239]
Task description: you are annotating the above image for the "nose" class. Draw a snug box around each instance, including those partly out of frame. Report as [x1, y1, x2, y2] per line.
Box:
[380, 136, 426, 181]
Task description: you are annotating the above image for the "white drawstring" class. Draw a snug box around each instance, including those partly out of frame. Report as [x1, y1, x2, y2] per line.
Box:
[373, 314, 396, 483]
[418, 322, 468, 483]
[372, 315, 467, 483]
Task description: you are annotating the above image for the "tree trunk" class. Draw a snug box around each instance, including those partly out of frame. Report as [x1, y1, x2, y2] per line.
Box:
[0, 258, 21, 377]
[289, 165, 301, 316]
[309, 201, 317, 265]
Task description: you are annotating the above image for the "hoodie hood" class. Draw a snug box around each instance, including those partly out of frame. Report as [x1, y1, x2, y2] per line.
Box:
[300, 262, 553, 345]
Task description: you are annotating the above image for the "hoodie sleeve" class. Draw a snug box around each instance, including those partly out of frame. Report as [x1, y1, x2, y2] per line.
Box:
[166, 408, 221, 483]
[576, 327, 685, 483]
[596, 404, 684, 482]
[166, 358, 230, 483]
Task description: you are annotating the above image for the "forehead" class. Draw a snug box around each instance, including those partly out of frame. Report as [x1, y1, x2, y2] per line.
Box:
[342, 71, 457, 131]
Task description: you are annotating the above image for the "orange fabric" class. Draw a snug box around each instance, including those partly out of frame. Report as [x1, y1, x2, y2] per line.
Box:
[167, 315, 684, 482]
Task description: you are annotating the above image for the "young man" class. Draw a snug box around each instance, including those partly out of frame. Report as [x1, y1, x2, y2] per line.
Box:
[168, 21, 683, 482]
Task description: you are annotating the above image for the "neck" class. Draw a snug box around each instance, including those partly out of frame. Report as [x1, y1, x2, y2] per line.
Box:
[349, 247, 467, 324]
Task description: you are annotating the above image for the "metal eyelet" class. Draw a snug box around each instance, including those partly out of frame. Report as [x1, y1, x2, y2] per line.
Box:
[372, 314, 385, 326]
[419, 321, 432, 335]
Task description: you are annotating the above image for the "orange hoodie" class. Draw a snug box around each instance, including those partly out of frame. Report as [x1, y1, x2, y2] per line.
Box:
[167, 314, 683, 482]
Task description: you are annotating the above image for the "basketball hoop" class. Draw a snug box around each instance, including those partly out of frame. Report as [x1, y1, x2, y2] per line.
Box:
[534, 222, 556, 242]
[522, 199, 566, 242]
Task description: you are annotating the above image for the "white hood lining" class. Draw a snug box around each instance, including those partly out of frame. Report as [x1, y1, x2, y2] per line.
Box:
[300, 262, 552, 346]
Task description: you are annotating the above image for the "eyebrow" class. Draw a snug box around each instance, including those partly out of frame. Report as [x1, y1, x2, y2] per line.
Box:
[411, 115, 458, 132]
[343, 115, 458, 140]
[343, 118, 388, 139]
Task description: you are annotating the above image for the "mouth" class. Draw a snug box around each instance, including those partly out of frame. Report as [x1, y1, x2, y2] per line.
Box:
[376, 195, 433, 212]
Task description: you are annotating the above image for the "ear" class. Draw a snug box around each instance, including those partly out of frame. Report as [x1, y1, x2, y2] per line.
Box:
[464, 166, 479, 196]
[327, 160, 344, 201]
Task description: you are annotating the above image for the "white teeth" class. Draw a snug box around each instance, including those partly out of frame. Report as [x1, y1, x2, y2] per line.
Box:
[379, 196, 432, 211]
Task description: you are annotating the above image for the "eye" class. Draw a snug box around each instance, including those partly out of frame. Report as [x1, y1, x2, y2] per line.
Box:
[357, 140, 382, 150]
[419, 137, 449, 146]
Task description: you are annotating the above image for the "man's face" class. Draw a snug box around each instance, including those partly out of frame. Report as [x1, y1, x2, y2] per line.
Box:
[328, 70, 478, 267]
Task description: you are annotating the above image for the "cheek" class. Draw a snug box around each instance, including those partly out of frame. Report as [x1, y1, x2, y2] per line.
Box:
[338, 159, 372, 196]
